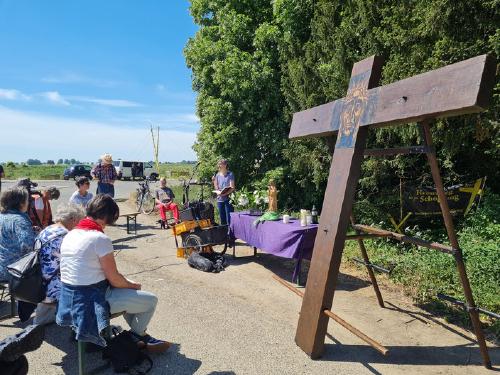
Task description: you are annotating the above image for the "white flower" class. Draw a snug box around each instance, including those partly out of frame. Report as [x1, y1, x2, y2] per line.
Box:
[264, 196, 269, 203]
[238, 195, 249, 206]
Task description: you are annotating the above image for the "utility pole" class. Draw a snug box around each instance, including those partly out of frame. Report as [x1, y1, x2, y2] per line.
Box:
[150, 124, 160, 174]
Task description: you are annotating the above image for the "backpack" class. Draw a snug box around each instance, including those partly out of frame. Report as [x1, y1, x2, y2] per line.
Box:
[103, 330, 152, 374]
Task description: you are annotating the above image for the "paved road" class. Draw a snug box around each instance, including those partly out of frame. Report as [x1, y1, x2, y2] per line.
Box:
[1, 208, 498, 374]
[1, 178, 181, 212]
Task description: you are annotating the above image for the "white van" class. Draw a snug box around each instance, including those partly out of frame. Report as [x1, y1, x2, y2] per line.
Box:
[113, 160, 159, 181]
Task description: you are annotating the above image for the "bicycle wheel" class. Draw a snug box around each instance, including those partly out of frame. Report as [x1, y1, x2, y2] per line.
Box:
[135, 191, 143, 211]
[141, 192, 155, 214]
[183, 233, 203, 255]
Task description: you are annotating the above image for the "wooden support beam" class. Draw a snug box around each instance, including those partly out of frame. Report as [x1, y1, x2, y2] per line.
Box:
[272, 275, 389, 356]
[353, 224, 456, 254]
[345, 233, 389, 240]
[289, 55, 496, 140]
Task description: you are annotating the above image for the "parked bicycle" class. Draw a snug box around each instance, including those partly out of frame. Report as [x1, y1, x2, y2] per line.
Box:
[135, 177, 155, 214]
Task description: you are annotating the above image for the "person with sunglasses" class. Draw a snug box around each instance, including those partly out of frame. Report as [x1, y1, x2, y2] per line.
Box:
[69, 176, 93, 208]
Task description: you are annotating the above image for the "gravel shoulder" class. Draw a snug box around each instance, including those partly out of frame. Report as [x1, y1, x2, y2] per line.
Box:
[0, 205, 498, 374]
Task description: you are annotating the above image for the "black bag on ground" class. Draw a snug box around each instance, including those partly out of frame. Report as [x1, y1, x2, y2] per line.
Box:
[6, 240, 44, 304]
[0, 324, 45, 362]
[103, 330, 152, 374]
[188, 252, 227, 273]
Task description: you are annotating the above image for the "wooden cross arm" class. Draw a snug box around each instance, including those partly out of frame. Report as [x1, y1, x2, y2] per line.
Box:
[289, 54, 496, 140]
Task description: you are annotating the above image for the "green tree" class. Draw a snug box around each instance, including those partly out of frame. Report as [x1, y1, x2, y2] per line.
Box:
[185, 0, 288, 188]
[186, 0, 500, 212]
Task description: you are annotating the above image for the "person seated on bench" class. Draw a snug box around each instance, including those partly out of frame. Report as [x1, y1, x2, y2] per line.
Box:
[69, 176, 93, 208]
[155, 177, 179, 229]
[56, 195, 171, 352]
[34, 204, 85, 325]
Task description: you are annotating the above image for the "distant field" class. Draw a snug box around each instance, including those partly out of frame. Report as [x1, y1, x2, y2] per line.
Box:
[3, 164, 67, 180]
[2, 162, 197, 180]
[158, 163, 195, 179]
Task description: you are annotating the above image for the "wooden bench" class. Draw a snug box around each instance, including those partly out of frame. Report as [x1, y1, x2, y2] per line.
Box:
[119, 212, 140, 234]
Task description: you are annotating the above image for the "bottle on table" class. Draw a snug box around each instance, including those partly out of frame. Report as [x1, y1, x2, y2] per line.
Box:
[311, 205, 318, 224]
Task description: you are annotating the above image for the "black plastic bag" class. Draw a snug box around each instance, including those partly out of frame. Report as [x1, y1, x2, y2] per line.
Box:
[188, 252, 227, 273]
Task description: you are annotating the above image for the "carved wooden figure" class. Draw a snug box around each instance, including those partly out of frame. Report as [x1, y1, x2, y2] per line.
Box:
[288, 54, 496, 368]
[268, 180, 278, 212]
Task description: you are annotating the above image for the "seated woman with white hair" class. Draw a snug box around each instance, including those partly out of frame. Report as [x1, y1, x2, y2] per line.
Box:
[34, 204, 86, 325]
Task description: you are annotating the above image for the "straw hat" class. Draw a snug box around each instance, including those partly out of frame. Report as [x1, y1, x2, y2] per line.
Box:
[101, 153, 113, 165]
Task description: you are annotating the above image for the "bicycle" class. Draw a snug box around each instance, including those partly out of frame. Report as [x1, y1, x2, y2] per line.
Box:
[179, 162, 213, 209]
[135, 177, 155, 214]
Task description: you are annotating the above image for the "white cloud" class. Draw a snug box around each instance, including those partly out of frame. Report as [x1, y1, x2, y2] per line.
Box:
[180, 114, 200, 123]
[0, 88, 31, 101]
[39, 91, 71, 106]
[68, 96, 142, 108]
[0, 106, 197, 162]
[41, 72, 118, 87]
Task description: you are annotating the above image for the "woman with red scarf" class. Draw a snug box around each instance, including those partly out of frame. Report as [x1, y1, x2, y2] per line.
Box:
[56, 195, 171, 352]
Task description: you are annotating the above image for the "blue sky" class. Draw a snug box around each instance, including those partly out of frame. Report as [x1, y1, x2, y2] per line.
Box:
[0, 0, 199, 163]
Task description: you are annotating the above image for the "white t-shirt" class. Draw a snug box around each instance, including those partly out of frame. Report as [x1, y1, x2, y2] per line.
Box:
[60, 229, 114, 285]
[34, 196, 44, 210]
[69, 190, 94, 208]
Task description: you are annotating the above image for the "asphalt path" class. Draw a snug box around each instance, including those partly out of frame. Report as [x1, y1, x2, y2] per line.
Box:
[1, 179, 180, 212]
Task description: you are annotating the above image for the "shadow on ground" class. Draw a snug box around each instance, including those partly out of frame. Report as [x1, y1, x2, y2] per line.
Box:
[227, 244, 370, 292]
[41, 324, 202, 374]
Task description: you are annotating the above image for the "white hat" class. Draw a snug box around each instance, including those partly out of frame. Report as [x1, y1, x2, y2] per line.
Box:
[101, 154, 113, 164]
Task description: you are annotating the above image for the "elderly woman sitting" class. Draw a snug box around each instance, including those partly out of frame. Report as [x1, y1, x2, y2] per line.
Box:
[33, 204, 86, 325]
[0, 187, 35, 281]
[57, 195, 171, 352]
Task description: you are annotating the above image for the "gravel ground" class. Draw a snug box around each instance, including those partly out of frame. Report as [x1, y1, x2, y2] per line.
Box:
[0, 205, 498, 374]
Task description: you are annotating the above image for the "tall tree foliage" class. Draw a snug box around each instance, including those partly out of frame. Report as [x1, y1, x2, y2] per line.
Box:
[184, 0, 287, 188]
[185, 0, 499, 215]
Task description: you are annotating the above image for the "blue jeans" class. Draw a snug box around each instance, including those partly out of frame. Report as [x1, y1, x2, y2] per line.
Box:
[217, 200, 233, 225]
[97, 182, 115, 197]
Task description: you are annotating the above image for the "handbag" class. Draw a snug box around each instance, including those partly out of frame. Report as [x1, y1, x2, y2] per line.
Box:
[6, 240, 45, 304]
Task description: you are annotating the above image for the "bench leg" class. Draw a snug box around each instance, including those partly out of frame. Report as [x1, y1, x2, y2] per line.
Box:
[126, 216, 131, 234]
[134, 216, 137, 235]
[78, 341, 86, 375]
[10, 295, 15, 317]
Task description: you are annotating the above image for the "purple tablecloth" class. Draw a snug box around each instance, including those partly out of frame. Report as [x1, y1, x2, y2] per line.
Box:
[229, 212, 318, 261]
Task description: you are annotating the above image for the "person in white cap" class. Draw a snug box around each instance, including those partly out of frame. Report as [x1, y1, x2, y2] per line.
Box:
[91, 154, 117, 197]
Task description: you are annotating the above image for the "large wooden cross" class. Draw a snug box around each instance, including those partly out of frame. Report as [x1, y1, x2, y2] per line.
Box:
[289, 54, 496, 359]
